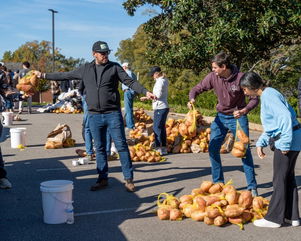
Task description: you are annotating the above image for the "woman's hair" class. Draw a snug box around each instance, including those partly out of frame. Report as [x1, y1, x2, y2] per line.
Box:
[240, 72, 264, 90]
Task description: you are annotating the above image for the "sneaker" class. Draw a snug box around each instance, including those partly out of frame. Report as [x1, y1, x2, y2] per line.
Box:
[125, 179, 135, 192]
[90, 179, 108, 191]
[161, 147, 168, 155]
[284, 218, 300, 227]
[248, 189, 258, 197]
[0, 178, 12, 189]
[253, 218, 281, 228]
[154, 147, 163, 155]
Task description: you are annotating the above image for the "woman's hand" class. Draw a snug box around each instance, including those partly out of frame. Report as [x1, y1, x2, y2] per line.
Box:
[281, 150, 289, 155]
[256, 146, 266, 159]
[187, 99, 195, 109]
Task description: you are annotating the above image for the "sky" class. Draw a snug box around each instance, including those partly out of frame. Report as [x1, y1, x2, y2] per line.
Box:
[0, 0, 157, 63]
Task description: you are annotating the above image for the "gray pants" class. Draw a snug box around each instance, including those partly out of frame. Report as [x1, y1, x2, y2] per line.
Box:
[264, 149, 300, 224]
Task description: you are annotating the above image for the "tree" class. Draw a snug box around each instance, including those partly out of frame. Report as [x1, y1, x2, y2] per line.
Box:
[252, 44, 301, 111]
[115, 25, 216, 108]
[1, 40, 85, 102]
[123, 0, 301, 71]
[1, 40, 85, 72]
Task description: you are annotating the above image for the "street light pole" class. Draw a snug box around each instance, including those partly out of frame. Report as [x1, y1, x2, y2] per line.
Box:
[48, 9, 58, 72]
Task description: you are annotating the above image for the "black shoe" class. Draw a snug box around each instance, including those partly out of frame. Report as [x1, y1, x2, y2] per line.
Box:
[90, 179, 108, 191]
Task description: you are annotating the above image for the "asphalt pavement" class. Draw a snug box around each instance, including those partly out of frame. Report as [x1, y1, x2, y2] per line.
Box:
[0, 109, 300, 241]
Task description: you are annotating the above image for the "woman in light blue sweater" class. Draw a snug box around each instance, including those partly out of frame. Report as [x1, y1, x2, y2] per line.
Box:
[240, 72, 301, 228]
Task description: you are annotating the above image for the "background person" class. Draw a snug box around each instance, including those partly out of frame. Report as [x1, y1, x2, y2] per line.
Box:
[188, 51, 259, 196]
[18, 61, 32, 114]
[50, 81, 61, 104]
[35, 41, 156, 192]
[240, 72, 300, 228]
[141, 66, 169, 155]
[121, 62, 137, 132]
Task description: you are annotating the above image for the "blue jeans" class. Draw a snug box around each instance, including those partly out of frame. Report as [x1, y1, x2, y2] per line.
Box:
[153, 108, 169, 147]
[209, 113, 257, 190]
[88, 111, 133, 181]
[106, 132, 112, 156]
[124, 90, 135, 129]
[82, 96, 94, 155]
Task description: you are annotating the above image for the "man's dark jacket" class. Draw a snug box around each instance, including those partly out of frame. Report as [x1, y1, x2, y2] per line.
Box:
[298, 78, 301, 117]
[45, 61, 147, 113]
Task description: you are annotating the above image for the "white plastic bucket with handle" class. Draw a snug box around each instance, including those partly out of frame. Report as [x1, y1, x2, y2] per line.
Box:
[2, 112, 13, 126]
[10, 127, 26, 148]
[40, 180, 74, 224]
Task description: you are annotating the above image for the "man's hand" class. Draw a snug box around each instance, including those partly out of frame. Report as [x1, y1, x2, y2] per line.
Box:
[187, 99, 195, 109]
[281, 150, 289, 155]
[256, 146, 266, 159]
[146, 91, 157, 100]
[233, 108, 248, 119]
[140, 96, 149, 102]
[33, 71, 42, 78]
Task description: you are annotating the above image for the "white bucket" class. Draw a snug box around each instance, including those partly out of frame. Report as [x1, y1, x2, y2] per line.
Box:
[10, 127, 26, 148]
[40, 180, 74, 224]
[2, 112, 13, 126]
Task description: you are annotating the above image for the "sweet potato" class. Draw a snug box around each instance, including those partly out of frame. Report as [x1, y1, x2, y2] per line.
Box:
[209, 183, 223, 194]
[169, 209, 182, 221]
[214, 216, 227, 226]
[238, 190, 253, 209]
[191, 210, 206, 221]
[200, 181, 213, 193]
[236, 129, 249, 144]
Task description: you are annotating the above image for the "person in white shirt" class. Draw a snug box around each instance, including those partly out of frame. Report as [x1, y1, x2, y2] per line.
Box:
[141, 66, 169, 155]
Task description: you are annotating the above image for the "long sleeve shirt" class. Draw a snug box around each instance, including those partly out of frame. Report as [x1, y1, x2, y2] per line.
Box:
[46, 61, 147, 113]
[256, 87, 301, 151]
[189, 65, 259, 115]
[122, 70, 137, 92]
[152, 76, 169, 110]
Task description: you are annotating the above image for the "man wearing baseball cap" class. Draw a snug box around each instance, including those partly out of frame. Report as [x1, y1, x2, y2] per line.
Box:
[35, 41, 156, 192]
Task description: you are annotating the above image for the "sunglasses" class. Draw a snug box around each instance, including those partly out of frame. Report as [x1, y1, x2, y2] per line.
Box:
[99, 51, 110, 56]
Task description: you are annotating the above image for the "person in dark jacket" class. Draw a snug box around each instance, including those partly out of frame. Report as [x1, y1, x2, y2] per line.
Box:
[35, 41, 156, 192]
[18, 61, 32, 114]
[188, 51, 259, 196]
[298, 78, 301, 117]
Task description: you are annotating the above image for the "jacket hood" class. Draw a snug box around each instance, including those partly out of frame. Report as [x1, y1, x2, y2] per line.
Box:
[223, 64, 239, 82]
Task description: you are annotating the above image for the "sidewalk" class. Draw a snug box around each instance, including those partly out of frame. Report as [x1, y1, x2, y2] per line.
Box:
[0, 110, 300, 241]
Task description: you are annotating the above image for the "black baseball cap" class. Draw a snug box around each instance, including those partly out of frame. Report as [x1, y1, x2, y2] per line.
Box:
[148, 66, 161, 76]
[92, 41, 111, 53]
